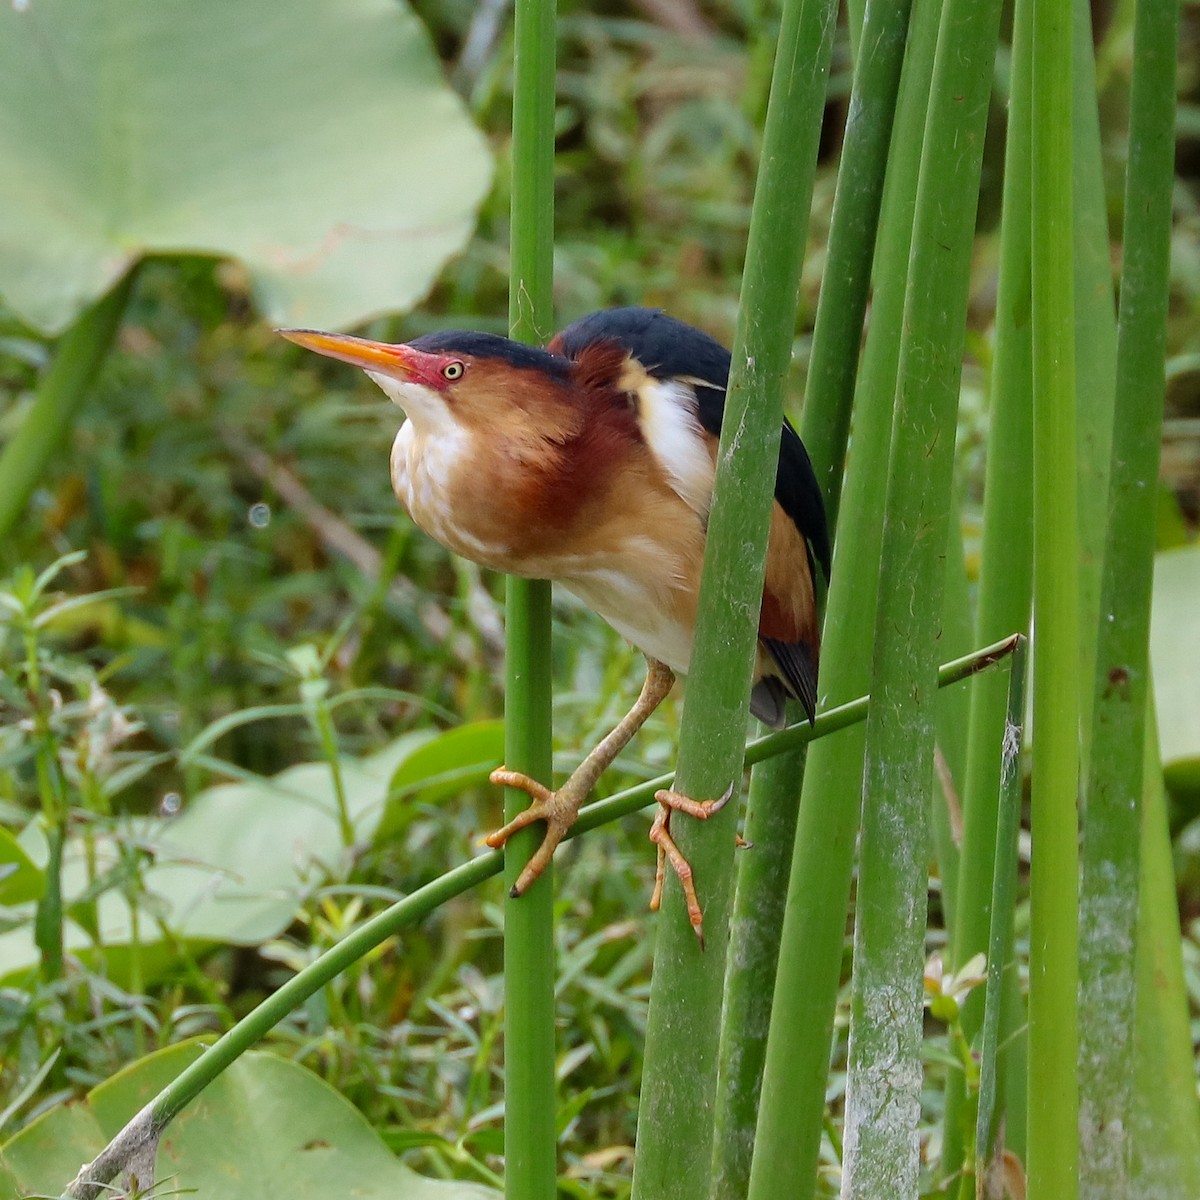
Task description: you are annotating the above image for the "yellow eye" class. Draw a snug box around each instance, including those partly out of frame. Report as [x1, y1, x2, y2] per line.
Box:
[442, 361, 465, 381]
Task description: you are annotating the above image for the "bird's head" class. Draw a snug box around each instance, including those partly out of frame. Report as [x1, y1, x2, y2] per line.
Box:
[278, 327, 575, 441]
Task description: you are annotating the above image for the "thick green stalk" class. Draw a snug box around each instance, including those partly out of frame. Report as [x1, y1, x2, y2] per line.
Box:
[709, 4, 913, 1192]
[1071, 0, 1118, 744]
[631, 3, 838, 1189]
[1026, 0, 1080, 1192]
[59, 635, 1018, 1200]
[0, 270, 136, 544]
[1133, 704, 1200, 1194]
[931, 506, 972, 933]
[747, 1, 944, 1192]
[973, 637, 1028, 1189]
[502, 0, 557, 1195]
[942, 0, 1034, 1175]
[711, 741, 808, 1199]
[799, 0, 914, 525]
[840, 0, 1001, 1194]
[1079, 0, 1178, 1187]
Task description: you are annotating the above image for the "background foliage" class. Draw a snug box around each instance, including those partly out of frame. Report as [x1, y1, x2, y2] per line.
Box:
[0, 0, 1198, 1196]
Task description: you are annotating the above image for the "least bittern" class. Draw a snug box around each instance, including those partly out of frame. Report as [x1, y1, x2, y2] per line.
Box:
[281, 307, 830, 939]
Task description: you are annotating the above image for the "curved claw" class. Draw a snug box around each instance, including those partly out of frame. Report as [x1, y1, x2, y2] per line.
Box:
[647, 780, 738, 949]
[485, 767, 584, 897]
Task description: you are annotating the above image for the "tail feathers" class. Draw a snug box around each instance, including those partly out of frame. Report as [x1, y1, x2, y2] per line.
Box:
[760, 637, 818, 724]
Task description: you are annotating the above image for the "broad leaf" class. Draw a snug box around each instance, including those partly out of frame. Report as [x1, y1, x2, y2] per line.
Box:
[0, 827, 43, 906]
[0, 723, 501, 982]
[0, 0, 492, 334]
[0, 1041, 499, 1200]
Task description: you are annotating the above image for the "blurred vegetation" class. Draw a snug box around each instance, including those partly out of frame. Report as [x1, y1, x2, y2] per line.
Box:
[0, 0, 1198, 1194]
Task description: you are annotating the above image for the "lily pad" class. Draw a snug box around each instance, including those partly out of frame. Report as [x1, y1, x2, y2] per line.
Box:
[0, 0, 492, 334]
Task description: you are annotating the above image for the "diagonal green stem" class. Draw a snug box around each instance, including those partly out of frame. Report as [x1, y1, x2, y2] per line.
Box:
[58, 636, 1019, 1200]
[942, 0, 1035, 1175]
[709, 3, 914, 1191]
[0, 269, 136, 545]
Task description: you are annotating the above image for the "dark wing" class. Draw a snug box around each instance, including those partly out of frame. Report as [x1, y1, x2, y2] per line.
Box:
[552, 307, 831, 722]
[552, 307, 830, 581]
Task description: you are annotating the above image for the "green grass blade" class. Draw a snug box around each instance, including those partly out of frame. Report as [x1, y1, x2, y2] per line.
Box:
[840, 0, 1002, 1193]
[1079, 0, 1179, 1187]
[1027, 0, 1080, 1192]
[747, 2, 945, 1192]
[0, 269, 136, 545]
[502, 0, 558, 1194]
[630, 2, 839, 1194]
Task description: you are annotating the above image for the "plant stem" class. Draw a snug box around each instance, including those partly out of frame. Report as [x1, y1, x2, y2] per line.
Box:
[942, 0, 1035, 1174]
[747, 2, 944, 1190]
[973, 636, 1028, 1184]
[1079, 0, 1178, 1187]
[1027, 0, 1080, 1191]
[0, 270, 136, 544]
[58, 636, 1019, 1200]
[1133, 702, 1200, 1194]
[502, 0, 558, 1193]
[710, 3, 914, 1190]
[840, 0, 1002, 1193]
[631, 5, 838, 1193]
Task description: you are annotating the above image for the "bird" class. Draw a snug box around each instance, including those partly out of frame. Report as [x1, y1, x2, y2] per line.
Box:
[280, 307, 830, 940]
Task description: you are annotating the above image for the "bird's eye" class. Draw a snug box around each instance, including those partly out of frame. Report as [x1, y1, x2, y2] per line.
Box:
[442, 361, 465, 381]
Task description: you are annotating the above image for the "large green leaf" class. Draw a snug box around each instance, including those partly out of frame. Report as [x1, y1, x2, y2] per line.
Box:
[0, 1041, 499, 1200]
[0, 0, 492, 334]
[380, 719, 504, 839]
[0, 734, 421, 981]
[0, 826, 43, 907]
[0, 722, 503, 982]
[1150, 545, 1200, 795]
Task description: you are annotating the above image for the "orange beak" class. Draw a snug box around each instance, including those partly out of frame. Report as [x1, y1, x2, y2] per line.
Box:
[278, 329, 431, 381]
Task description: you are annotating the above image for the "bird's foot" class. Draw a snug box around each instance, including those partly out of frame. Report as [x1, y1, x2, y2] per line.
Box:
[486, 768, 585, 897]
[648, 782, 735, 949]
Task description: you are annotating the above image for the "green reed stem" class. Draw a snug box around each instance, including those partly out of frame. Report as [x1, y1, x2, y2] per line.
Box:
[973, 636, 1028, 1186]
[630, 1, 839, 1196]
[941, 0, 1035, 1176]
[502, 0, 558, 1195]
[1079, 0, 1179, 1188]
[746, 3, 944, 1192]
[839, 0, 1001, 1194]
[1027, 0, 1080, 1192]
[709, 6, 915, 1193]
[1133, 702, 1200, 1194]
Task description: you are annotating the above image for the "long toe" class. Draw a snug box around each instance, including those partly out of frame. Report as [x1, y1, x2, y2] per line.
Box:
[647, 808, 707, 946]
[485, 776, 586, 896]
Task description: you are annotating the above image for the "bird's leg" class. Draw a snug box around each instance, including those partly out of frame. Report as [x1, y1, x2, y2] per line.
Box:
[648, 782, 735, 947]
[487, 658, 677, 897]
